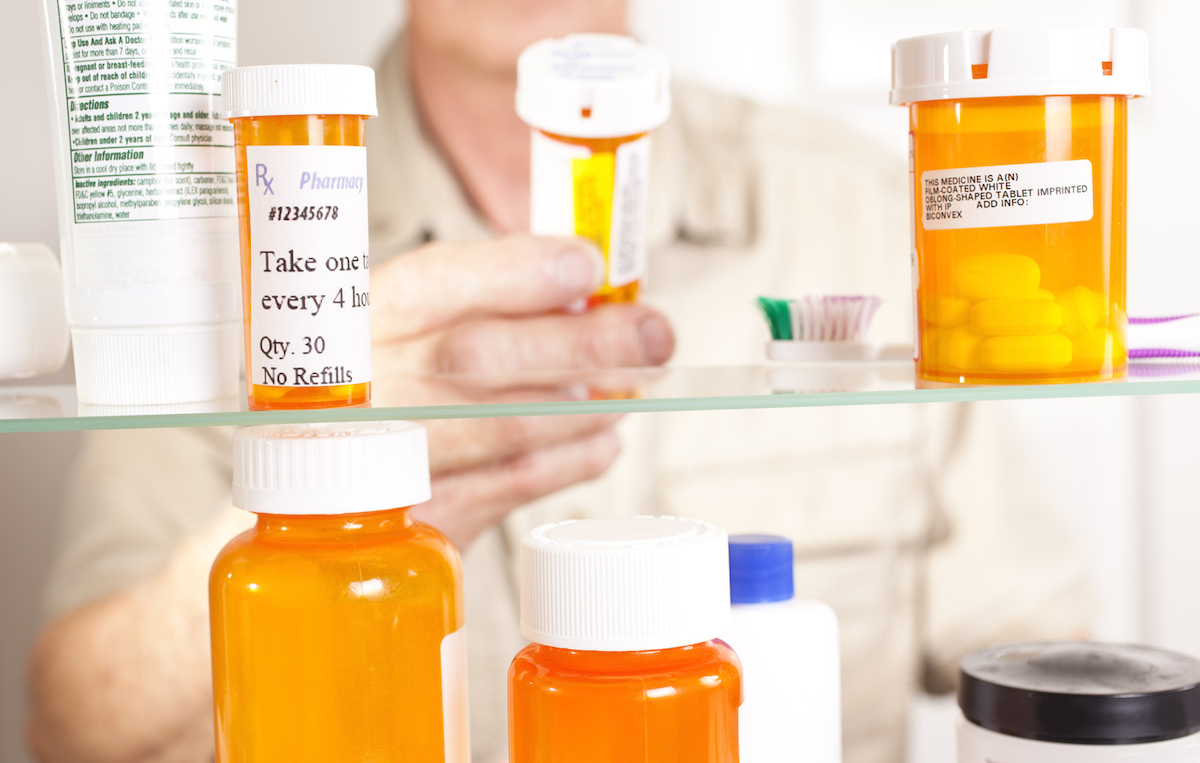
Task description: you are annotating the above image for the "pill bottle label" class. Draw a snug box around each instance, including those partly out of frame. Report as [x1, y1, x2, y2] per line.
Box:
[51, 0, 237, 289]
[921, 160, 1094, 231]
[441, 627, 471, 763]
[530, 132, 650, 288]
[245, 145, 371, 388]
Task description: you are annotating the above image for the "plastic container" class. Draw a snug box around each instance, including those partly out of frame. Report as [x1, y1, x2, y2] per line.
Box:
[891, 28, 1151, 384]
[0, 243, 70, 380]
[38, 0, 241, 405]
[517, 34, 670, 307]
[958, 642, 1200, 762]
[221, 65, 376, 410]
[721, 535, 841, 763]
[509, 516, 741, 762]
[210, 422, 469, 763]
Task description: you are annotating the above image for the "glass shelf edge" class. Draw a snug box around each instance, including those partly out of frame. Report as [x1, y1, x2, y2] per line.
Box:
[2, 371, 1200, 434]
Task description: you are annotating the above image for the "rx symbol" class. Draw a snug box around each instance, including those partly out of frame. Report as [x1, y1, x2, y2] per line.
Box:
[255, 163, 275, 195]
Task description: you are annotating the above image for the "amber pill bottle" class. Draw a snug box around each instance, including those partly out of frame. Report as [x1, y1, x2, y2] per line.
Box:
[221, 65, 377, 409]
[891, 28, 1150, 385]
[210, 422, 469, 763]
[509, 516, 741, 763]
[517, 34, 670, 307]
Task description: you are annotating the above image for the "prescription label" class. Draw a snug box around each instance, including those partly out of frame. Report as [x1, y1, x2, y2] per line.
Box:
[245, 145, 371, 388]
[921, 160, 1094, 231]
[529, 131, 650, 289]
[441, 627, 471, 763]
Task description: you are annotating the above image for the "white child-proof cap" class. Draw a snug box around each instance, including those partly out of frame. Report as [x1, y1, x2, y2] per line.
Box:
[517, 34, 671, 138]
[891, 27, 1151, 104]
[0, 243, 70, 380]
[232, 421, 431, 515]
[220, 64, 378, 119]
[520, 516, 730, 651]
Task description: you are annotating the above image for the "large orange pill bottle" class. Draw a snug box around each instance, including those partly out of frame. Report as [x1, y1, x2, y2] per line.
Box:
[891, 29, 1150, 384]
[221, 66, 376, 409]
[509, 516, 741, 763]
[517, 35, 671, 307]
[210, 422, 469, 763]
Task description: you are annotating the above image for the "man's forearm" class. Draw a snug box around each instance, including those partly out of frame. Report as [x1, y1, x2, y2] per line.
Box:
[26, 508, 248, 763]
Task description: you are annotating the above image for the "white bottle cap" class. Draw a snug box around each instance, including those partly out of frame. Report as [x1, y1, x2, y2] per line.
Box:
[0, 243, 69, 380]
[220, 64, 378, 119]
[891, 27, 1151, 104]
[232, 421, 431, 515]
[517, 34, 671, 138]
[520, 516, 730, 651]
[71, 323, 239, 405]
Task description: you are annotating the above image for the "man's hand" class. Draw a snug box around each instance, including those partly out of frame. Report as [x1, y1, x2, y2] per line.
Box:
[370, 234, 675, 548]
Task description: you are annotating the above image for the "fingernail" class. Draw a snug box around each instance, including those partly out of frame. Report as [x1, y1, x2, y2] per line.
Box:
[637, 314, 676, 365]
[552, 243, 604, 293]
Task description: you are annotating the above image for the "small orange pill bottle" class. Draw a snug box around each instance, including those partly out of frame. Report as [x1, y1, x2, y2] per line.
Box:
[891, 29, 1150, 385]
[221, 66, 376, 409]
[510, 516, 741, 763]
[210, 421, 469, 763]
[517, 35, 671, 307]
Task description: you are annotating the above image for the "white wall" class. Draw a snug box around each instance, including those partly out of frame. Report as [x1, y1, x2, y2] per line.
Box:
[4, 2, 1200, 763]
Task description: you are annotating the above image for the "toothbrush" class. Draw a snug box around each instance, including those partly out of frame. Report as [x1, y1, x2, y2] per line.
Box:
[756, 296, 910, 362]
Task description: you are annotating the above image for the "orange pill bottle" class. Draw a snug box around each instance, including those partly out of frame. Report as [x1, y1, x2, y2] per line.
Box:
[891, 28, 1150, 384]
[221, 66, 376, 409]
[517, 35, 671, 307]
[510, 516, 741, 763]
[210, 422, 469, 763]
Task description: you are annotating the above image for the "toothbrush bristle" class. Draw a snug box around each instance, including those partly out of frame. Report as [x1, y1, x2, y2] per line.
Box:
[796, 296, 882, 342]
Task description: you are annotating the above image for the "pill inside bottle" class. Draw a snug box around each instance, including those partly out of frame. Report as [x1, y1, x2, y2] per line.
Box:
[891, 28, 1150, 384]
[517, 34, 671, 307]
[221, 65, 377, 410]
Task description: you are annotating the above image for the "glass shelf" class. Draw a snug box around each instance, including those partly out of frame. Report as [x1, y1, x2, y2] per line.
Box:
[2, 360, 1200, 434]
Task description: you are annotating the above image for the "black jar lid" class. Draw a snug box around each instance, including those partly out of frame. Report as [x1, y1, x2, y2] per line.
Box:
[959, 642, 1200, 745]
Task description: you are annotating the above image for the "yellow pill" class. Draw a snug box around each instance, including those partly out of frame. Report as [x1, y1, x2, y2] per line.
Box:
[1071, 328, 1111, 368]
[969, 298, 1063, 336]
[924, 294, 970, 328]
[1056, 286, 1103, 337]
[979, 335, 1072, 372]
[1033, 289, 1055, 300]
[944, 327, 983, 371]
[953, 254, 1040, 299]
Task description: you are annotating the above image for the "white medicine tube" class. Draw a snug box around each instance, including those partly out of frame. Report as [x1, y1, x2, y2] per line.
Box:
[38, 0, 240, 405]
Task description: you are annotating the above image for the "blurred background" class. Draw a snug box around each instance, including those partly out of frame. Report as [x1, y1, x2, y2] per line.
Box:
[3, 1, 1200, 762]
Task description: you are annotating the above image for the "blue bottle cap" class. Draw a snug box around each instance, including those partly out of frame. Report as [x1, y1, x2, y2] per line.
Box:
[728, 534, 794, 604]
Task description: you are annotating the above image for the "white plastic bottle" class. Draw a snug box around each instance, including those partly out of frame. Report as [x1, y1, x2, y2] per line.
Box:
[720, 534, 842, 763]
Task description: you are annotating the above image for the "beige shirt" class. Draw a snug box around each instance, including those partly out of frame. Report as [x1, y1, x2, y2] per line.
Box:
[48, 34, 1093, 763]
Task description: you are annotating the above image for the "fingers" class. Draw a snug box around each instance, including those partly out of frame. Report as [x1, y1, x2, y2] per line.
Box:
[413, 428, 622, 550]
[430, 303, 676, 375]
[424, 412, 622, 474]
[371, 235, 605, 340]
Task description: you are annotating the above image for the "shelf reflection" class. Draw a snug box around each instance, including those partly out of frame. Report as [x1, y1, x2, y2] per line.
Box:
[1, 360, 1199, 434]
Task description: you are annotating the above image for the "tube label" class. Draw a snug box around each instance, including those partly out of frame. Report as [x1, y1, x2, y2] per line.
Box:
[245, 145, 371, 388]
[529, 131, 650, 289]
[921, 160, 1094, 231]
[52, 0, 237, 288]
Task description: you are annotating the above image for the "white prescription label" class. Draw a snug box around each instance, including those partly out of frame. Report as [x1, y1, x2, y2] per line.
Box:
[245, 145, 371, 388]
[440, 627, 471, 763]
[529, 131, 650, 289]
[921, 160, 1094, 231]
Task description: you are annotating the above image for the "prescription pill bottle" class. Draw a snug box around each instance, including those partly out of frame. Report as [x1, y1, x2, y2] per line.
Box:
[517, 34, 670, 307]
[958, 642, 1200, 762]
[509, 516, 741, 763]
[221, 66, 376, 410]
[891, 29, 1150, 384]
[210, 422, 469, 763]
